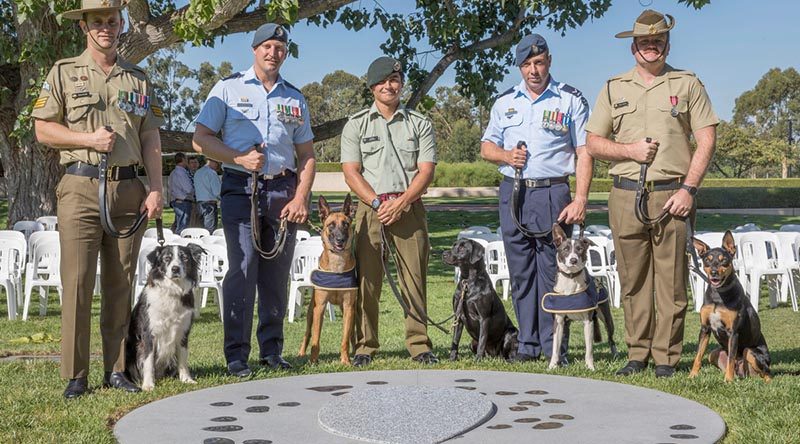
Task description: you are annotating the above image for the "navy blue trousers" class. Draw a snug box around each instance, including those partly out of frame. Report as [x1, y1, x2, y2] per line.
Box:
[499, 179, 571, 358]
[220, 171, 297, 365]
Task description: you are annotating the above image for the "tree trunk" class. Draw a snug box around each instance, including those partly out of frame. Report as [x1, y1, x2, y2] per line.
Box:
[781, 156, 789, 178]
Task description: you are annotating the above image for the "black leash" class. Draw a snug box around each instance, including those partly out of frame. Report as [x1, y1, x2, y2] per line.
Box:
[250, 171, 289, 260]
[511, 141, 552, 239]
[634, 137, 669, 226]
[98, 152, 147, 238]
[685, 219, 710, 284]
[155, 217, 166, 246]
[379, 225, 449, 334]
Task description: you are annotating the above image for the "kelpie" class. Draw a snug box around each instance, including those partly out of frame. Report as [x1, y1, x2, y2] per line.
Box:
[546, 224, 616, 370]
[689, 231, 772, 382]
[442, 238, 519, 361]
[298, 194, 357, 365]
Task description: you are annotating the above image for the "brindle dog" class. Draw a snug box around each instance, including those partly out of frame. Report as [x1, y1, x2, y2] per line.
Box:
[689, 231, 772, 382]
[299, 194, 357, 365]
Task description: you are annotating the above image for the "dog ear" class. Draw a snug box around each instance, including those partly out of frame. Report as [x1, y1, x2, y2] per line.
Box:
[342, 193, 352, 218]
[146, 247, 161, 267]
[692, 237, 710, 256]
[318, 195, 330, 222]
[469, 241, 485, 264]
[185, 243, 206, 264]
[722, 230, 736, 256]
[552, 223, 566, 246]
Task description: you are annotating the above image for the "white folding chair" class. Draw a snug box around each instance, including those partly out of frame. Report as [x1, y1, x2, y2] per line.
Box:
[201, 235, 227, 247]
[585, 224, 611, 236]
[197, 243, 228, 321]
[35, 216, 58, 231]
[586, 236, 613, 295]
[779, 224, 800, 232]
[733, 223, 761, 233]
[22, 237, 62, 320]
[604, 240, 621, 308]
[287, 240, 334, 323]
[461, 226, 493, 235]
[132, 240, 159, 306]
[13, 220, 45, 241]
[144, 227, 174, 240]
[26, 231, 60, 263]
[774, 232, 800, 311]
[212, 228, 225, 237]
[484, 241, 510, 300]
[295, 230, 311, 242]
[180, 228, 210, 239]
[738, 232, 796, 312]
[0, 233, 27, 319]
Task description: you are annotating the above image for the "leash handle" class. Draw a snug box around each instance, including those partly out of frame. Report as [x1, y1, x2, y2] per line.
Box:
[98, 153, 147, 238]
[511, 140, 553, 239]
[155, 218, 165, 246]
[633, 137, 669, 226]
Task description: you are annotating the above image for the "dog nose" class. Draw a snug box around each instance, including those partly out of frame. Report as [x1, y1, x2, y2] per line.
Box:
[171, 265, 181, 274]
[569, 257, 578, 265]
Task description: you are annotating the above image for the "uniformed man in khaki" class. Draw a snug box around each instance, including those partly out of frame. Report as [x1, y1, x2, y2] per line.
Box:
[585, 10, 718, 378]
[341, 57, 438, 366]
[32, 0, 165, 398]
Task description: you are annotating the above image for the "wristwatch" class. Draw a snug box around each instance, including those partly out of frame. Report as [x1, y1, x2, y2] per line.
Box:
[680, 184, 698, 196]
[370, 197, 381, 211]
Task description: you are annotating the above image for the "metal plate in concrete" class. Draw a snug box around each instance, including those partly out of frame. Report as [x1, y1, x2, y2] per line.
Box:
[318, 385, 495, 443]
[114, 370, 726, 444]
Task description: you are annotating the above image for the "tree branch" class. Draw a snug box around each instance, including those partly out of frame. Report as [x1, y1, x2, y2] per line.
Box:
[406, 7, 528, 108]
[126, 0, 151, 28]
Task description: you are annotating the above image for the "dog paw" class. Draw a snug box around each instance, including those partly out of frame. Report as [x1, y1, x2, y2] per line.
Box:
[547, 363, 558, 370]
[688, 370, 699, 378]
[448, 352, 458, 361]
[141, 383, 155, 392]
[181, 376, 197, 384]
[587, 364, 595, 371]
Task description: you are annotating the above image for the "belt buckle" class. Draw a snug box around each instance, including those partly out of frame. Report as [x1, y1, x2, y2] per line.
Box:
[645, 180, 655, 192]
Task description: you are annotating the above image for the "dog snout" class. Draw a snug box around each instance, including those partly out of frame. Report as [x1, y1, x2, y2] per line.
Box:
[569, 257, 579, 265]
[171, 265, 181, 275]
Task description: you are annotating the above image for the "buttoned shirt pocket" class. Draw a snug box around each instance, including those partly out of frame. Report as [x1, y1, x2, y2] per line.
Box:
[499, 113, 524, 148]
[65, 93, 101, 131]
[359, 139, 384, 172]
[226, 105, 261, 143]
[610, 103, 638, 141]
[657, 100, 690, 135]
[396, 138, 419, 171]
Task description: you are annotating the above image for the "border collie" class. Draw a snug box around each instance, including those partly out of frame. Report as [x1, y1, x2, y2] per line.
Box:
[126, 243, 205, 391]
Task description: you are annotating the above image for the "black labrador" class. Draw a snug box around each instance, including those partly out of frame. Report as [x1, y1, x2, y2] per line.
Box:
[443, 238, 519, 361]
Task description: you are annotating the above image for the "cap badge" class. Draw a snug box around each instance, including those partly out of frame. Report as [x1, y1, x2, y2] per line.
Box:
[393, 61, 401, 72]
[100, 0, 110, 6]
[648, 24, 657, 34]
[275, 27, 283, 37]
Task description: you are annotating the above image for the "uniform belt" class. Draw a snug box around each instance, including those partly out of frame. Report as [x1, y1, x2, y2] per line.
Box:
[224, 168, 293, 181]
[65, 162, 137, 181]
[503, 175, 568, 188]
[378, 192, 420, 204]
[173, 198, 195, 203]
[613, 175, 682, 191]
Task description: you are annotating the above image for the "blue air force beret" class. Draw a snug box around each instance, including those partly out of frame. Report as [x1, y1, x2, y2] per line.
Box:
[515, 34, 549, 66]
[251, 23, 289, 47]
[367, 56, 404, 87]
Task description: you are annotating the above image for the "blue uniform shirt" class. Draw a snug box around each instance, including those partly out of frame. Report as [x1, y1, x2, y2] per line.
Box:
[196, 67, 313, 176]
[482, 77, 589, 179]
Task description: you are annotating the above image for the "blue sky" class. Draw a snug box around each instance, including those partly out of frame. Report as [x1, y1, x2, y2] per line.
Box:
[179, 0, 800, 121]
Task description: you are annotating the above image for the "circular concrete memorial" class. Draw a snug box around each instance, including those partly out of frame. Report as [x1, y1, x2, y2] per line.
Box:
[114, 370, 725, 444]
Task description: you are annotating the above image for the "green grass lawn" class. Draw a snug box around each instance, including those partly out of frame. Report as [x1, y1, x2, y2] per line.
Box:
[1, 205, 800, 443]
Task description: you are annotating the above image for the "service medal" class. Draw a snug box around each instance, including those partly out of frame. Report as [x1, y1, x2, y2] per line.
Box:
[670, 96, 679, 118]
[542, 110, 549, 129]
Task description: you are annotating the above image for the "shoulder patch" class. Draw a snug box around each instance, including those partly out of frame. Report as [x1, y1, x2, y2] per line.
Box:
[494, 86, 515, 101]
[348, 108, 370, 120]
[283, 80, 302, 95]
[561, 83, 588, 108]
[222, 72, 244, 81]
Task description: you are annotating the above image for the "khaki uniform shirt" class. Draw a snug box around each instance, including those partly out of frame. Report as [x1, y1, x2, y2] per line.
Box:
[585, 64, 719, 180]
[31, 49, 164, 166]
[340, 103, 437, 194]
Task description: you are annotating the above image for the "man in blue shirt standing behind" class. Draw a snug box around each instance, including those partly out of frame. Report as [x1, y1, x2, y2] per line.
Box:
[193, 23, 316, 376]
[194, 158, 222, 232]
[481, 34, 594, 363]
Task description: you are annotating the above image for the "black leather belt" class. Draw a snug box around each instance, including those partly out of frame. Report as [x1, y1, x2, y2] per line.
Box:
[224, 168, 293, 181]
[613, 175, 682, 191]
[503, 175, 568, 188]
[65, 161, 137, 181]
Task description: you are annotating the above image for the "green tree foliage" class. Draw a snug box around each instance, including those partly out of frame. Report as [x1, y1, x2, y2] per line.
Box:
[301, 70, 369, 162]
[146, 44, 196, 131]
[427, 85, 486, 163]
[712, 121, 790, 178]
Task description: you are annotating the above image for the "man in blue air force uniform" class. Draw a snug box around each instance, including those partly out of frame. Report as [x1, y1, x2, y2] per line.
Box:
[193, 23, 316, 377]
[480, 34, 596, 363]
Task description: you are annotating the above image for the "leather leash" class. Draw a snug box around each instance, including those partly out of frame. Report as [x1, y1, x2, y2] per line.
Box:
[98, 151, 147, 238]
[379, 225, 449, 334]
[511, 141, 553, 239]
[634, 137, 669, 226]
[685, 219, 710, 284]
[250, 171, 289, 260]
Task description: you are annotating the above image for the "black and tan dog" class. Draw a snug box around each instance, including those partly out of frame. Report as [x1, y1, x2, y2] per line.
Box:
[443, 238, 519, 361]
[298, 194, 357, 365]
[689, 231, 772, 382]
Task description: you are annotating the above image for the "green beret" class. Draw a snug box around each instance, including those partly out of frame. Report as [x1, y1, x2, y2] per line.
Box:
[367, 57, 403, 87]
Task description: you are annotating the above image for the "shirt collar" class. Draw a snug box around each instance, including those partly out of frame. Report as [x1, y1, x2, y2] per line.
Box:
[74, 49, 132, 77]
[244, 66, 286, 91]
[514, 76, 560, 102]
[368, 101, 407, 121]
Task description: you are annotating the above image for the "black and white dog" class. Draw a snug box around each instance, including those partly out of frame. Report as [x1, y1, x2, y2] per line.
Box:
[126, 243, 205, 391]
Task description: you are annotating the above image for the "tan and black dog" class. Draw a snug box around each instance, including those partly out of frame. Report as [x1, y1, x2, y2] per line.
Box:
[689, 231, 772, 382]
[298, 194, 357, 365]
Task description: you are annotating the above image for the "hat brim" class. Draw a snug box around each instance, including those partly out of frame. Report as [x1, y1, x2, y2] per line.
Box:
[614, 15, 675, 39]
[61, 5, 126, 20]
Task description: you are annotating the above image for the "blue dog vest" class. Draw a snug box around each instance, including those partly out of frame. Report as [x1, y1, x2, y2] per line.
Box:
[310, 268, 358, 290]
[542, 286, 608, 314]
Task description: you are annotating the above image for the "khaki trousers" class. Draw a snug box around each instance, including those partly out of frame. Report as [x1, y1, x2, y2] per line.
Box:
[608, 187, 689, 367]
[56, 174, 145, 379]
[353, 200, 432, 358]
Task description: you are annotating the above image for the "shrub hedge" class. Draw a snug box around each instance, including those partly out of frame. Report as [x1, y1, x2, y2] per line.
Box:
[316, 162, 800, 207]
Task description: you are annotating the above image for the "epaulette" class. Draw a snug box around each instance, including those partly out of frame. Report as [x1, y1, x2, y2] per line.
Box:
[494, 86, 515, 101]
[348, 108, 369, 120]
[283, 80, 302, 94]
[54, 58, 77, 67]
[560, 83, 588, 108]
[407, 109, 428, 120]
[222, 72, 244, 81]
